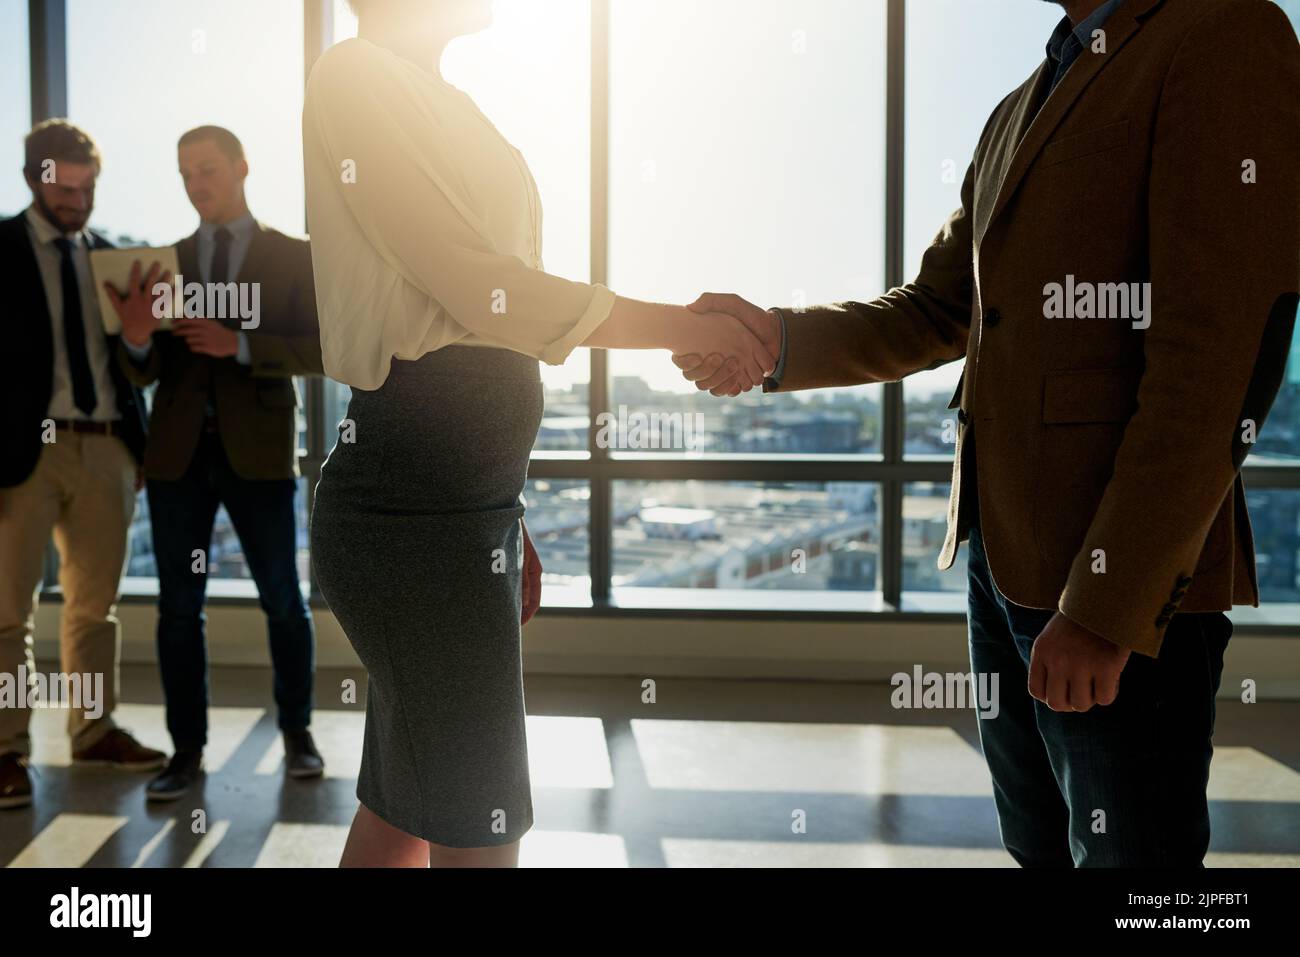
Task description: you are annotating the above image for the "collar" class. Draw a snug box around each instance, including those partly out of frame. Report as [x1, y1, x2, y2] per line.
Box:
[1046, 0, 1126, 66]
[24, 204, 89, 248]
[199, 211, 257, 244]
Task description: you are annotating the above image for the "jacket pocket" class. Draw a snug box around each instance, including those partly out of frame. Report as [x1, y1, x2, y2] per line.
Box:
[1041, 119, 1129, 168]
[1034, 368, 1138, 568]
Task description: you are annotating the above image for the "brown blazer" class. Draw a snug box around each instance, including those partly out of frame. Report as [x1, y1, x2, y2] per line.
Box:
[119, 222, 325, 482]
[769, 0, 1300, 656]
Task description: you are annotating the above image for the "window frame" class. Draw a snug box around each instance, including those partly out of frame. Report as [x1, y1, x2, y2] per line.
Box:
[25, 0, 1300, 633]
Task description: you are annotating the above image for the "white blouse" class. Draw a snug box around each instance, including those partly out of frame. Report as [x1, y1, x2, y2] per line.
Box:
[303, 37, 615, 390]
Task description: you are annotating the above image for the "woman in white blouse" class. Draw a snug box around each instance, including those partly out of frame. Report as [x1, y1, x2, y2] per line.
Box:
[305, 0, 775, 868]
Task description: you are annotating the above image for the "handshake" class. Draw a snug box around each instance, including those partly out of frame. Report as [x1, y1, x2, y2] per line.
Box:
[671, 293, 782, 397]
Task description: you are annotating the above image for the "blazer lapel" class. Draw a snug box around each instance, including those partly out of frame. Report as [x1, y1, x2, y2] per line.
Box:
[6, 216, 49, 323]
[235, 221, 270, 285]
[976, 62, 1051, 246]
[982, 0, 1164, 241]
[177, 230, 201, 284]
[4, 217, 56, 377]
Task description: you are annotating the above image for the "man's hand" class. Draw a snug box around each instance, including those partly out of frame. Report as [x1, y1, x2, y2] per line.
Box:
[172, 317, 239, 358]
[104, 260, 170, 348]
[1028, 612, 1132, 712]
[521, 522, 542, 626]
[668, 306, 776, 392]
[673, 293, 782, 396]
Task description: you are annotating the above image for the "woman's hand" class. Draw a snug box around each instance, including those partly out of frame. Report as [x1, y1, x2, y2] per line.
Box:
[521, 522, 542, 626]
[579, 299, 777, 390]
[674, 293, 784, 396]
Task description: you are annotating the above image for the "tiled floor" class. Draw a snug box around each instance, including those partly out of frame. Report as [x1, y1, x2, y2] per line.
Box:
[3, 664, 1298, 867]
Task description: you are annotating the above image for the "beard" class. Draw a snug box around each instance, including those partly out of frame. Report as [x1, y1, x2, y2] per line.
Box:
[34, 191, 91, 234]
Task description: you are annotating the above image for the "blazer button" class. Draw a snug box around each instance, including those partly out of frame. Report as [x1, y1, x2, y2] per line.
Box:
[984, 309, 1001, 328]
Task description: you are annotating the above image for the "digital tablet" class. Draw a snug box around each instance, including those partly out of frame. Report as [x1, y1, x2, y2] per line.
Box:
[89, 246, 182, 334]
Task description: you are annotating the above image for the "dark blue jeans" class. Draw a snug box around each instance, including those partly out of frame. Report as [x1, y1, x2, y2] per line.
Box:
[147, 432, 314, 752]
[966, 517, 1231, 867]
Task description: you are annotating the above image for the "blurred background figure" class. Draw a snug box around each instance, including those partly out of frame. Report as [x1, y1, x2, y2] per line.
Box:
[112, 125, 326, 801]
[0, 119, 165, 811]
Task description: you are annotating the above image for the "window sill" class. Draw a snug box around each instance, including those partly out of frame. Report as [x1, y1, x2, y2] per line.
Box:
[34, 581, 1300, 632]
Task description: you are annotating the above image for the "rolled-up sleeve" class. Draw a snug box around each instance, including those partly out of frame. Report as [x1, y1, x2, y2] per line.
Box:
[306, 44, 614, 366]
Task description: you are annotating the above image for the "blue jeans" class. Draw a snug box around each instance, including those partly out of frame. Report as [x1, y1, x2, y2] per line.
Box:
[147, 432, 315, 751]
[966, 517, 1231, 867]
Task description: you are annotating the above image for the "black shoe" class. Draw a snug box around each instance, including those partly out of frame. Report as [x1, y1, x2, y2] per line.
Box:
[145, 750, 204, 802]
[0, 752, 33, 810]
[283, 729, 324, 779]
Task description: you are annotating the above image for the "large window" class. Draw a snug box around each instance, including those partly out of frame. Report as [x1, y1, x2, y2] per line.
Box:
[1248, 489, 1300, 603]
[1263, 1, 1300, 468]
[1239, 0, 1300, 612]
[613, 481, 882, 609]
[1253, 1, 1300, 466]
[901, 0, 1061, 458]
[0, 0, 30, 216]
[17, 0, 1300, 622]
[608, 0, 886, 456]
[901, 481, 966, 610]
[525, 479, 591, 606]
[66, 0, 307, 588]
[66, 0, 305, 243]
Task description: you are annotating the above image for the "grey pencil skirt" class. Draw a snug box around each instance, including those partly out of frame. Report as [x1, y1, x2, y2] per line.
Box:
[310, 344, 544, 848]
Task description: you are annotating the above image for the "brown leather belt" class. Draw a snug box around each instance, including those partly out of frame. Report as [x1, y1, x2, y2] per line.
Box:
[49, 419, 125, 438]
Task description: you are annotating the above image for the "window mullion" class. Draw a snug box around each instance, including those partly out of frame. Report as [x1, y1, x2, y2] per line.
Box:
[588, 0, 612, 604]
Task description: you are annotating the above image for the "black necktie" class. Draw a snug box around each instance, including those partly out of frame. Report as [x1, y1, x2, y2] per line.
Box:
[202, 227, 236, 421]
[204, 227, 234, 420]
[210, 226, 232, 285]
[54, 237, 97, 416]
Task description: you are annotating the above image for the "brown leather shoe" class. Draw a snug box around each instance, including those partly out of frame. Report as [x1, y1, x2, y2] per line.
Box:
[0, 752, 33, 810]
[72, 729, 168, 771]
[283, 729, 325, 779]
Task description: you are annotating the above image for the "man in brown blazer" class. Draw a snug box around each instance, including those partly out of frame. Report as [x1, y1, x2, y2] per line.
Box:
[675, 0, 1300, 866]
[108, 126, 327, 800]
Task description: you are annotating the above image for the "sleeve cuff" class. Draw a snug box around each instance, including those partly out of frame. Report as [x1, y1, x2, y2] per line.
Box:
[539, 284, 617, 366]
[123, 337, 153, 363]
[768, 308, 788, 388]
[1057, 570, 1169, 658]
[235, 332, 252, 366]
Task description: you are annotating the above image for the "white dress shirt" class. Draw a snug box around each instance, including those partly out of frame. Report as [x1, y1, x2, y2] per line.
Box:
[303, 37, 615, 390]
[25, 205, 120, 421]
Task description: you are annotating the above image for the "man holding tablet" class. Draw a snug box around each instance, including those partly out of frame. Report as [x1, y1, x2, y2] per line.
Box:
[0, 119, 166, 811]
[110, 125, 326, 801]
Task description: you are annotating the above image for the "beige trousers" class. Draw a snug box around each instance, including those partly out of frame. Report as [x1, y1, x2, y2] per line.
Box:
[0, 432, 137, 756]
